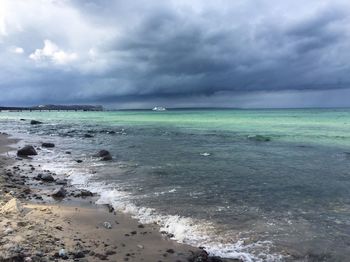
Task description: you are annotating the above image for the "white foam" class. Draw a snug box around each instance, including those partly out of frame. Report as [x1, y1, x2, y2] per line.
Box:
[92, 187, 284, 262]
[34, 155, 284, 262]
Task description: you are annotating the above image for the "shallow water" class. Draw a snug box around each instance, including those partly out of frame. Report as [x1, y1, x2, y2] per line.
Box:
[1, 109, 350, 261]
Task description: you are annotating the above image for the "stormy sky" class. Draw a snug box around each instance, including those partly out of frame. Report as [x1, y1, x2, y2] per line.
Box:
[1, 0, 350, 108]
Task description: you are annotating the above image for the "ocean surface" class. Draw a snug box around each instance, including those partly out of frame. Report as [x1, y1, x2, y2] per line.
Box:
[1, 108, 350, 261]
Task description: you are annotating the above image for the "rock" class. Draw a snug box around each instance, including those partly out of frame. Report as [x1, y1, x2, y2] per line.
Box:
[73, 251, 85, 259]
[59, 249, 68, 259]
[42, 142, 55, 148]
[166, 249, 175, 254]
[105, 250, 116, 255]
[83, 134, 94, 138]
[103, 222, 112, 229]
[17, 145, 37, 156]
[76, 160, 83, 163]
[74, 189, 93, 197]
[188, 250, 209, 262]
[247, 135, 271, 142]
[65, 151, 71, 154]
[30, 120, 43, 125]
[4, 227, 14, 235]
[96, 150, 110, 157]
[95, 150, 112, 161]
[51, 187, 66, 198]
[94, 253, 108, 260]
[20, 118, 26, 121]
[0, 198, 23, 214]
[105, 204, 114, 213]
[41, 173, 55, 182]
[188, 250, 225, 262]
[101, 155, 112, 161]
[56, 179, 68, 185]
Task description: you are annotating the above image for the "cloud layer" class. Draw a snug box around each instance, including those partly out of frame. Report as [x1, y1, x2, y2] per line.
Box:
[1, 0, 350, 108]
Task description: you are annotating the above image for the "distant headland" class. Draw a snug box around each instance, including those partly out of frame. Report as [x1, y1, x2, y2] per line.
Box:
[0, 104, 103, 112]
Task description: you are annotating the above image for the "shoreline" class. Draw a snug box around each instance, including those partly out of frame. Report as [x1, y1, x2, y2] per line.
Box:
[0, 133, 238, 262]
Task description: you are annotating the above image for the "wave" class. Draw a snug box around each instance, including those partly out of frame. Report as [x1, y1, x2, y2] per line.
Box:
[67, 178, 284, 262]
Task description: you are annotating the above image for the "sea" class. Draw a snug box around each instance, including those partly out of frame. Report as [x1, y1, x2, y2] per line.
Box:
[1, 108, 350, 261]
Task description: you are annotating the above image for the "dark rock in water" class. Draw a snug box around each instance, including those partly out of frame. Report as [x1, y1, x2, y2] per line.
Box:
[247, 135, 271, 142]
[95, 150, 112, 161]
[188, 250, 209, 262]
[76, 160, 83, 163]
[42, 142, 55, 148]
[20, 118, 26, 121]
[17, 145, 37, 156]
[56, 179, 68, 185]
[188, 250, 227, 262]
[65, 151, 71, 154]
[74, 189, 93, 197]
[41, 173, 55, 182]
[95, 150, 111, 157]
[52, 187, 66, 198]
[30, 120, 43, 125]
[101, 155, 112, 161]
[84, 134, 94, 138]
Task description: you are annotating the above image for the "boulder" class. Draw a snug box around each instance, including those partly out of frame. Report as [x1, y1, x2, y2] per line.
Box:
[95, 150, 112, 161]
[101, 155, 112, 161]
[51, 187, 66, 198]
[188, 250, 226, 262]
[42, 142, 55, 148]
[84, 134, 94, 138]
[247, 135, 271, 142]
[17, 145, 37, 156]
[95, 150, 110, 157]
[56, 179, 68, 185]
[41, 174, 55, 182]
[0, 198, 23, 214]
[30, 120, 43, 125]
[74, 189, 93, 197]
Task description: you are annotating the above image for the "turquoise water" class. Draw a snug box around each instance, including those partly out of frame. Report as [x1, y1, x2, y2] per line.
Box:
[1, 109, 350, 261]
[2, 108, 350, 147]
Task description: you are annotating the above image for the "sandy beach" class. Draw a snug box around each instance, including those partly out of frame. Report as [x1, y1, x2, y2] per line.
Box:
[0, 133, 235, 262]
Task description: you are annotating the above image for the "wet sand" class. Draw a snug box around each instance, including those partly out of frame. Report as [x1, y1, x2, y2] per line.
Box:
[0, 134, 236, 262]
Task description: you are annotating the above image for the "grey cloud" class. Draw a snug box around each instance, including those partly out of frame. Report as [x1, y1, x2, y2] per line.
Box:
[1, 0, 350, 108]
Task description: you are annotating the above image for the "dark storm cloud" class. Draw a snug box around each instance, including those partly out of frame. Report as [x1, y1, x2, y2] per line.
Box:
[1, 0, 350, 107]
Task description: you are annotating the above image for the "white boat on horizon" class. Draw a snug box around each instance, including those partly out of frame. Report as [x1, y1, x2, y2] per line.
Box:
[152, 106, 167, 111]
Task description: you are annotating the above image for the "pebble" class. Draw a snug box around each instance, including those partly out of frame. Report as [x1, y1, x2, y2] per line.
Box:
[103, 222, 112, 229]
[4, 227, 14, 234]
[59, 248, 68, 258]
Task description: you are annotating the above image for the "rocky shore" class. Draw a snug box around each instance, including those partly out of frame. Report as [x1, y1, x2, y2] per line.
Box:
[0, 133, 239, 262]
